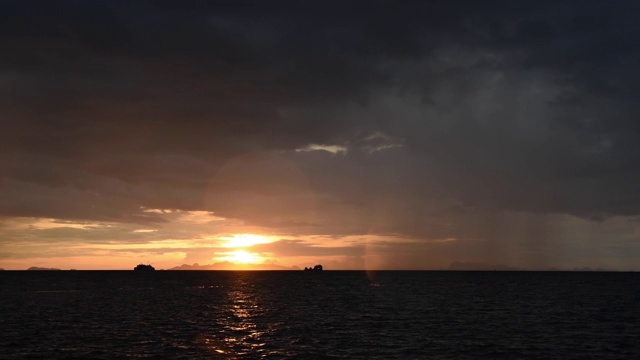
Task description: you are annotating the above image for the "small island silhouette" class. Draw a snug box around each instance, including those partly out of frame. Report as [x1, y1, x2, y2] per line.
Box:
[134, 263, 155, 271]
[304, 264, 323, 271]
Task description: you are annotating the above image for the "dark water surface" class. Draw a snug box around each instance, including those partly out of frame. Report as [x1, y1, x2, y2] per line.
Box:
[1, 271, 639, 359]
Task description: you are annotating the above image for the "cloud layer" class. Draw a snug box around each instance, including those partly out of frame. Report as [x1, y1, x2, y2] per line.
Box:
[2, 1, 640, 269]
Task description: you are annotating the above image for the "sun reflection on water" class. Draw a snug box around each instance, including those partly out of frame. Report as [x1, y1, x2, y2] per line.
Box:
[200, 274, 274, 357]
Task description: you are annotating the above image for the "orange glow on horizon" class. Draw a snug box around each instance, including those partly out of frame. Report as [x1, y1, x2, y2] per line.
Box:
[219, 233, 274, 248]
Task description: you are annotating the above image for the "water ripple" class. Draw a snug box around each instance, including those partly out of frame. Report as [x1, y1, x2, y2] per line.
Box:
[1, 271, 639, 358]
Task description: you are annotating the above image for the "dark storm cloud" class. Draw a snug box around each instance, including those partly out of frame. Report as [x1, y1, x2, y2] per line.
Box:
[2, 0, 640, 230]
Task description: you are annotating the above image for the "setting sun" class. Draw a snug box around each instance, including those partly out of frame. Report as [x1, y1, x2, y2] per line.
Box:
[225, 250, 259, 264]
[210, 234, 275, 266]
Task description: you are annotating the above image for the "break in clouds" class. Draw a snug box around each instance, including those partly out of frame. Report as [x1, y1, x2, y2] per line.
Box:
[2, 1, 640, 269]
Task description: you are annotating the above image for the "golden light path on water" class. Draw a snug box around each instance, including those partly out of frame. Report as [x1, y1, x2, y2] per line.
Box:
[197, 274, 271, 357]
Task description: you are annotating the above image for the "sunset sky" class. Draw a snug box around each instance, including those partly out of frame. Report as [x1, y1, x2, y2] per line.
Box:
[2, 1, 640, 270]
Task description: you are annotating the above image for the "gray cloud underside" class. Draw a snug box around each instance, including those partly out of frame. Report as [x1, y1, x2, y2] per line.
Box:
[2, 1, 640, 236]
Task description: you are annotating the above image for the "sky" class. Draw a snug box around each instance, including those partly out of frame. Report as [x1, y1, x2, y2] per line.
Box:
[2, 1, 640, 270]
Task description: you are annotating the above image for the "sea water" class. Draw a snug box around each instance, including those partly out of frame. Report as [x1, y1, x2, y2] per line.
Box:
[1, 271, 639, 359]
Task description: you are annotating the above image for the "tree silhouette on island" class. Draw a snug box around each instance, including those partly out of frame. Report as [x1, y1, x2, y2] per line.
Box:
[134, 263, 155, 271]
[304, 264, 323, 271]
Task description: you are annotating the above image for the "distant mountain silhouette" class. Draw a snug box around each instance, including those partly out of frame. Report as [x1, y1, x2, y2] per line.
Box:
[448, 261, 518, 271]
[570, 267, 611, 272]
[27, 266, 62, 271]
[0, 268, 4, 270]
[169, 262, 300, 270]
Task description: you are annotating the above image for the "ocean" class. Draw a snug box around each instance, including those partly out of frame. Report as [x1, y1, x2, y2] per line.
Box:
[1, 271, 639, 359]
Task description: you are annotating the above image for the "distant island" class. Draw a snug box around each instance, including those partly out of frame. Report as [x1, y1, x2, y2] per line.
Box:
[168, 262, 300, 270]
[448, 261, 615, 271]
[134, 264, 155, 271]
[304, 264, 323, 271]
[27, 266, 62, 271]
[448, 261, 517, 271]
